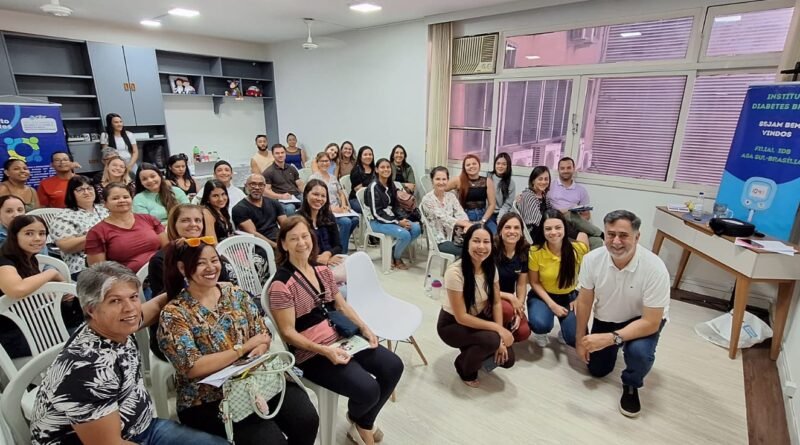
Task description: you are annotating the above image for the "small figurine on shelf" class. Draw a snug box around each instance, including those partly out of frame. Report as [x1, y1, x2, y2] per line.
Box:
[246, 86, 262, 97]
[225, 79, 243, 98]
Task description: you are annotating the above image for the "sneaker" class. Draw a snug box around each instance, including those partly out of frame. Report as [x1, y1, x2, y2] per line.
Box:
[619, 385, 641, 418]
[534, 333, 549, 347]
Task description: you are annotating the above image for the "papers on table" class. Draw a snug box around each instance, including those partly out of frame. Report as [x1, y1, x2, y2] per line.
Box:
[331, 335, 371, 356]
[279, 196, 301, 204]
[199, 353, 272, 387]
[667, 204, 690, 213]
[334, 211, 360, 218]
[735, 238, 797, 256]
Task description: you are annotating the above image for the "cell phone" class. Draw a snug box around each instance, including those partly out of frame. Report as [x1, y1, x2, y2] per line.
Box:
[233, 354, 260, 367]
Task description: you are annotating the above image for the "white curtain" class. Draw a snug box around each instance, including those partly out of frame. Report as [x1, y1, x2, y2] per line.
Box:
[425, 22, 453, 170]
[777, 1, 800, 81]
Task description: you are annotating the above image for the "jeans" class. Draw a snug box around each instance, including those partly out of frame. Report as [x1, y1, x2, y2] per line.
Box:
[437, 241, 462, 257]
[369, 220, 421, 259]
[336, 216, 359, 254]
[465, 208, 497, 234]
[349, 197, 362, 214]
[130, 418, 228, 445]
[281, 203, 297, 216]
[527, 290, 578, 346]
[586, 317, 667, 388]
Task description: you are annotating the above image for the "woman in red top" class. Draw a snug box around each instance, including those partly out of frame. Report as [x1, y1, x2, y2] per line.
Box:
[85, 183, 168, 272]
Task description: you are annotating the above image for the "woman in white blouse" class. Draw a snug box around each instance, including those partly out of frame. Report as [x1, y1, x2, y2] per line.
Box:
[420, 166, 472, 257]
[309, 152, 359, 253]
[100, 113, 138, 171]
[50, 176, 108, 279]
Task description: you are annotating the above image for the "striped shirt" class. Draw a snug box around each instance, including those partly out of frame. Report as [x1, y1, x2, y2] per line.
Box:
[518, 188, 552, 230]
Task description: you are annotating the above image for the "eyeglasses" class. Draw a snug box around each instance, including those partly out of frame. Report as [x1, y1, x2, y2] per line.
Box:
[247, 183, 266, 188]
[75, 186, 93, 193]
[184, 236, 217, 247]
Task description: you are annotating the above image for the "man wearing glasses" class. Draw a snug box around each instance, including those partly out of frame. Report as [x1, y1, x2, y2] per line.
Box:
[232, 174, 288, 247]
[37, 151, 79, 208]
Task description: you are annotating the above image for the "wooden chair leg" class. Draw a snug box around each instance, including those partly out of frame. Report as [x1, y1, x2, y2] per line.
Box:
[409, 336, 428, 366]
[386, 339, 393, 353]
[391, 390, 397, 402]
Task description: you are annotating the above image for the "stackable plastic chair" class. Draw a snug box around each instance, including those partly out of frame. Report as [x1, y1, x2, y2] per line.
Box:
[36, 255, 71, 283]
[217, 235, 276, 297]
[355, 188, 396, 273]
[418, 207, 456, 289]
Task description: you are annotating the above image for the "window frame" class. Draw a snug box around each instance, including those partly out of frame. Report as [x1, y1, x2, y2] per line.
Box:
[448, 80, 495, 162]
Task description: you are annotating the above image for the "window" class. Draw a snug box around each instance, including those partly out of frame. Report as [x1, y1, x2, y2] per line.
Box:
[504, 17, 693, 69]
[579, 76, 687, 181]
[675, 73, 776, 186]
[706, 7, 794, 57]
[448, 81, 493, 161]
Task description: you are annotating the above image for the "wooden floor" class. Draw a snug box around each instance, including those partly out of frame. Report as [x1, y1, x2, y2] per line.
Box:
[743, 341, 790, 445]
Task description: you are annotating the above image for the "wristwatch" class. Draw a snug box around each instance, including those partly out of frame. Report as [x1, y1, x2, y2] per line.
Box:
[480, 219, 486, 224]
[233, 344, 244, 357]
[611, 331, 624, 346]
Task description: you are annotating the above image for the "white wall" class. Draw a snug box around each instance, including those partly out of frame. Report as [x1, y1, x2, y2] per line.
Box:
[265, 21, 428, 176]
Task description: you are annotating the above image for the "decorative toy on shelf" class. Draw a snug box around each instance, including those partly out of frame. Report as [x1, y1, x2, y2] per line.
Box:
[245, 86, 262, 97]
[225, 80, 243, 99]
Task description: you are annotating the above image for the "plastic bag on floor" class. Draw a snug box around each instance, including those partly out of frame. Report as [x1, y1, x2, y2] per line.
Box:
[694, 311, 773, 349]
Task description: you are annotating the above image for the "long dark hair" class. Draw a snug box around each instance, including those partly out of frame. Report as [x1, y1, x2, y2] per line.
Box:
[1, 158, 26, 182]
[135, 163, 179, 214]
[534, 209, 578, 289]
[494, 213, 529, 263]
[104, 113, 133, 153]
[355, 146, 375, 173]
[165, 153, 194, 184]
[459, 224, 496, 313]
[389, 144, 408, 168]
[64, 175, 99, 210]
[300, 179, 335, 227]
[163, 242, 219, 299]
[491, 153, 512, 203]
[339, 141, 356, 162]
[458, 154, 482, 206]
[0, 215, 45, 278]
[199, 179, 232, 235]
[374, 158, 397, 196]
[275, 216, 319, 267]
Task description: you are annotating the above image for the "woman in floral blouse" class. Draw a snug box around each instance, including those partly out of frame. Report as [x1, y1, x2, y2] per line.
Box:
[420, 166, 473, 257]
[51, 176, 108, 279]
[157, 238, 318, 445]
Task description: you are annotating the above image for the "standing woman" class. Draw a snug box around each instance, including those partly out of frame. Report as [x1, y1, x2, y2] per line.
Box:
[199, 179, 234, 242]
[166, 153, 198, 200]
[493, 213, 531, 343]
[517, 165, 552, 240]
[311, 143, 339, 174]
[447, 155, 496, 234]
[134, 163, 189, 225]
[527, 209, 589, 347]
[420, 167, 472, 257]
[389, 144, 416, 193]
[0, 158, 38, 211]
[50, 176, 109, 279]
[100, 112, 138, 171]
[348, 145, 375, 214]
[364, 158, 421, 270]
[94, 155, 135, 201]
[490, 153, 515, 221]
[285, 132, 307, 170]
[337, 140, 357, 179]
[310, 153, 358, 253]
[437, 224, 515, 387]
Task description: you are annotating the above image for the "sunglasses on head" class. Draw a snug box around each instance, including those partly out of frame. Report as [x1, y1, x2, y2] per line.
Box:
[184, 236, 217, 247]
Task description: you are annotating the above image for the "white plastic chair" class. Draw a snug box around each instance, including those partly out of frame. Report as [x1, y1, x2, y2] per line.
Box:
[355, 188, 396, 273]
[148, 350, 175, 419]
[134, 265, 152, 376]
[26, 208, 65, 230]
[339, 175, 352, 197]
[297, 167, 313, 184]
[259, 284, 338, 445]
[36, 255, 71, 283]
[217, 235, 276, 298]
[1, 343, 62, 445]
[418, 207, 456, 289]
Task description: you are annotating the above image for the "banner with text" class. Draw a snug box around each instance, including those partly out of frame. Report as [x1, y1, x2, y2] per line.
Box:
[716, 82, 800, 241]
[0, 102, 67, 188]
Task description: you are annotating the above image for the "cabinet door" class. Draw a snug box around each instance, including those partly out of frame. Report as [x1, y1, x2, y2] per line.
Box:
[123, 46, 165, 126]
[87, 42, 135, 124]
[0, 35, 17, 95]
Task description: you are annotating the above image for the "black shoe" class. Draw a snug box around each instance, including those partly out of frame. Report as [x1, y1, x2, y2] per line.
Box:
[619, 385, 641, 417]
[367, 236, 380, 247]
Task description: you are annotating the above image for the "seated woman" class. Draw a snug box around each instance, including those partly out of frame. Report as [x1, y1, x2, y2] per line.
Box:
[389, 144, 416, 193]
[1, 195, 43, 254]
[527, 209, 589, 347]
[200, 179, 235, 242]
[364, 158, 421, 270]
[93, 154, 135, 202]
[517, 166, 552, 240]
[309, 153, 359, 253]
[134, 162, 189, 225]
[166, 153, 199, 200]
[447, 155, 496, 234]
[0, 158, 39, 211]
[86, 183, 168, 272]
[269, 216, 403, 445]
[158, 238, 318, 445]
[437, 224, 515, 387]
[202, 160, 247, 217]
[420, 166, 472, 257]
[493, 213, 531, 343]
[31, 261, 226, 445]
[348, 146, 375, 214]
[50, 176, 109, 280]
[337, 141, 357, 179]
[311, 143, 339, 174]
[299, 179, 347, 283]
[490, 153, 515, 220]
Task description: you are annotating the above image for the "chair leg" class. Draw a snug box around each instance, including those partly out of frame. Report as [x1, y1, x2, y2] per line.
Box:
[381, 239, 392, 273]
[386, 339, 393, 353]
[315, 387, 338, 445]
[391, 390, 397, 402]
[424, 255, 433, 289]
[409, 336, 428, 366]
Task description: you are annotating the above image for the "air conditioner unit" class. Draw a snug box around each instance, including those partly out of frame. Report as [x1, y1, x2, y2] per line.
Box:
[452, 33, 498, 75]
[568, 27, 599, 44]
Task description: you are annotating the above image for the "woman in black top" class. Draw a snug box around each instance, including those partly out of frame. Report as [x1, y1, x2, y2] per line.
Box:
[200, 180, 234, 242]
[348, 145, 375, 214]
[493, 213, 531, 343]
[299, 179, 347, 283]
[448, 154, 496, 234]
[166, 154, 198, 199]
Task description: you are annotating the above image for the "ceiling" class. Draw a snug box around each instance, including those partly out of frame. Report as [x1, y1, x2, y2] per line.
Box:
[0, 0, 545, 43]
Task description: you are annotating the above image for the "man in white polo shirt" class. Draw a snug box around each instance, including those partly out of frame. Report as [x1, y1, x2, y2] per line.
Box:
[575, 210, 670, 418]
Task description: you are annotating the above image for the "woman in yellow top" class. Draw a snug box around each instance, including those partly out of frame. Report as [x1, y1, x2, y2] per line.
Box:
[527, 209, 589, 348]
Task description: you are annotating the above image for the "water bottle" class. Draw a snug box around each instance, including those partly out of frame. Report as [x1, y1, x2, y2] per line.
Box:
[692, 192, 705, 220]
[431, 280, 443, 299]
[192, 145, 200, 162]
[424, 274, 432, 297]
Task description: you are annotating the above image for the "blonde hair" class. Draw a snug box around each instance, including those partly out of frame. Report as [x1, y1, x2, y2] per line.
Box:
[102, 155, 132, 186]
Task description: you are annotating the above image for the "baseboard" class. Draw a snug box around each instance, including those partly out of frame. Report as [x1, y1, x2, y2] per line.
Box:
[778, 351, 800, 445]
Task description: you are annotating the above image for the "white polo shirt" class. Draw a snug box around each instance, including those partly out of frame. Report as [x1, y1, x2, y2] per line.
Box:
[578, 245, 670, 323]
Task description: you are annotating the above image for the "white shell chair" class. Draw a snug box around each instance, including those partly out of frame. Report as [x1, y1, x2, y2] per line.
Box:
[355, 188, 397, 273]
[217, 235, 276, 298]
[36, 255, 71, 283]
[418, 207, 456, 290]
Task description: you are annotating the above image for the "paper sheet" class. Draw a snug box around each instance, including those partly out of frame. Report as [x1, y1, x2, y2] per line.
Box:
[279, 196, 301, 204]
[334, 211, 360, 218]
[199, 353, 272, 388]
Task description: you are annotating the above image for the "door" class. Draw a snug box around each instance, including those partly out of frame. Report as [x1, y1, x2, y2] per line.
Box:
[123, 46, 165, 126]
[87, 42, 135, 124]
[0, 34, 17, 95]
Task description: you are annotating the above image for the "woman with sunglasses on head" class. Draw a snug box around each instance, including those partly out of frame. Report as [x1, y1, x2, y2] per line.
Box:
[337, 141, 357, 179]
[420, 166, 472, 257]
[134, 163, 189, 225]
[437, 224, 515, 388]
[0, 158, 39, 211]
[166, 153, 198, 200]
[101, 112, 138, 171]
[493, 213, 531, 344]
[447, 155, 496, 234]
[50, 176, 109, 280]
[490, 153, 515, 221]
[269, 216, 402, 445]
[94, 154, 135, 202]
[309, 154, 359, 253]
[348, 146, 375, 214]
[158, 236, 319, 445]
[527, 209, 589, 347]
[199, 179, 235, 242]
[389, 144, 416, 193]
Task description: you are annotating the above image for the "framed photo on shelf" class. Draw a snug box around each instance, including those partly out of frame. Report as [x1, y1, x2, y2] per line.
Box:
[169, 75, 197, 94]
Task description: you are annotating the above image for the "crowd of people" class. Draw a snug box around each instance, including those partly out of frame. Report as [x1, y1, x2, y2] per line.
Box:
[0, 117, 670, 443]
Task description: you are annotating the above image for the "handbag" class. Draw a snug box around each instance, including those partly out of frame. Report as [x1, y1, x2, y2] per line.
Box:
[220, 350, 295, 444]
[292, 266, 361, 338]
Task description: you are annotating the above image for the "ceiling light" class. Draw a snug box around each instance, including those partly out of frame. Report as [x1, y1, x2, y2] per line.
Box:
[620, 32, 642, 38]
[525, 55, 541, 60]
[168, 8, 200, 17]
[349, 2, 382, 13]
[140, 19, 161, 27]
[715, 15, 742, 23]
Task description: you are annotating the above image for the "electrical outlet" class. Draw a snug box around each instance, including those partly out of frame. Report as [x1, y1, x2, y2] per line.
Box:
[785, 381, 797, 398]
